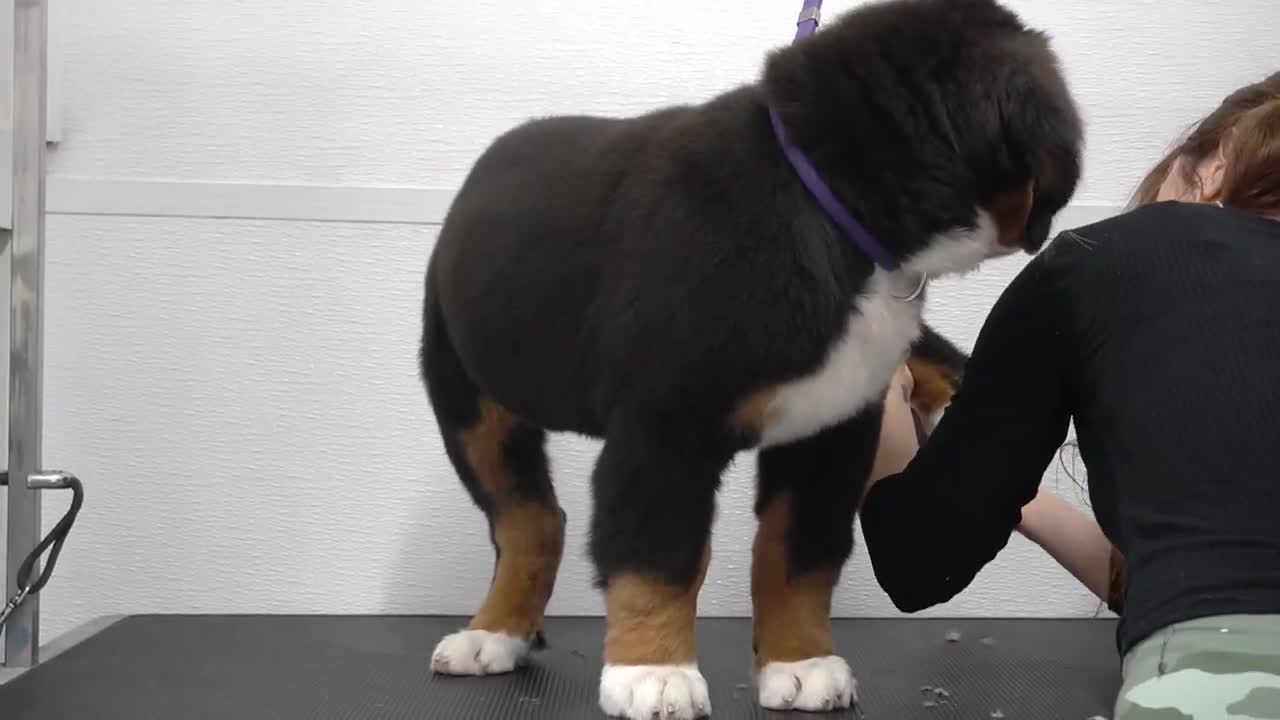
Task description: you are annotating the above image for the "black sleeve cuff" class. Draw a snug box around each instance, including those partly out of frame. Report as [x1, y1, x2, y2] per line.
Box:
[861, 472, 949, 612]
[861, 471, 1018, 613]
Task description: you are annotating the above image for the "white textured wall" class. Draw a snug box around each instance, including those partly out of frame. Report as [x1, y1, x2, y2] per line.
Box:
[0, 0, 1274, 642]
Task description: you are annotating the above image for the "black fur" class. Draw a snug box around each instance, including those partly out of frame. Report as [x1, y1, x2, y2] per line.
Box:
[421, 263, 558, 518]
[911, 324, 970, 383]
[422, 0, 1079, 604]
[756, 405, 886, 579]
[589, 421, 735, 589]
[764, 0, 1081, 258]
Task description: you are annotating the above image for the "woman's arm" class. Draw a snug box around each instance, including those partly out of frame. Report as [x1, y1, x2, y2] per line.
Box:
[1017, 488, 1123, 610]
[859, 244, 1076, 612]
[873, 379, 1130, 612]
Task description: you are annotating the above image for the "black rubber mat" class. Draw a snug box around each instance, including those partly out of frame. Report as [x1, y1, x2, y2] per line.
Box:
[0, 615, 1119, 719]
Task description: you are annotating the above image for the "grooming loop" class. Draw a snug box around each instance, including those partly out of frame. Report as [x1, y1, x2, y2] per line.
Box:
[773, 0, 913, 286]
[0, 471, 84, 630]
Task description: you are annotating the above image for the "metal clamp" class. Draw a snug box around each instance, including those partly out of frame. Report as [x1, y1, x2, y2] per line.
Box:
[27, 471, 78, 490]
[0, 470, 78, 490]
[0, 584, 32, 628]
[792, 0, 823, 41]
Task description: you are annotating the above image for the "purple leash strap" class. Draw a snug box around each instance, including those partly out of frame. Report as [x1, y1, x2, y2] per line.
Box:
[770, 0, 903, 272]
[768, 108, 901, 272]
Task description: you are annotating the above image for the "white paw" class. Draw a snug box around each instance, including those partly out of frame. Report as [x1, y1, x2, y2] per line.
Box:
[430, 629, 531, 676]
[599, 664, 711, 720]
[757, 656, 857, 712]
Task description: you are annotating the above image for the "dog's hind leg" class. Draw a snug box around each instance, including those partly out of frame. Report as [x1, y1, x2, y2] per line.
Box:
[907, 323, 968, 432]
[421, 280, 565, 676]
[590, 420, 729, 720]
[749, 407, 882, 713]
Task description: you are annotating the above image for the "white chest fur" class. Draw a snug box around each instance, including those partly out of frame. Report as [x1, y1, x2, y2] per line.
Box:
[756, 210, 1001, 448]
[758, 271, 924, 448]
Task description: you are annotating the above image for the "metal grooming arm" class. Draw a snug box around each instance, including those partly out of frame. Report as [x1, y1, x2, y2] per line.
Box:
[3, 0, 49, 668]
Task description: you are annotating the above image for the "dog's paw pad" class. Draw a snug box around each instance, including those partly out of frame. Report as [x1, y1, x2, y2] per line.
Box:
[430, 629, 531, 676]
[757, 655, 857, 711]
[599, 664, 711, 720]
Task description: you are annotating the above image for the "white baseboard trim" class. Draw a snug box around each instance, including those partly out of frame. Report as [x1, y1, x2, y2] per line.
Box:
[47, 178, 456, 226]
[45, 176, 1122, 230]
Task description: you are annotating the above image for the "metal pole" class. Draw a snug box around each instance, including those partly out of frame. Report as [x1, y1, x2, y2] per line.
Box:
[4, 0, 48, 668]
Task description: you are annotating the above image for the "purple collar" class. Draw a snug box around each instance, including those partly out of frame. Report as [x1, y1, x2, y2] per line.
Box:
[770, 0, 902, 273]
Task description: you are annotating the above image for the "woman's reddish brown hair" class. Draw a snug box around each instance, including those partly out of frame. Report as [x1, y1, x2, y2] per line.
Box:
[1131, 71, 1280, 216]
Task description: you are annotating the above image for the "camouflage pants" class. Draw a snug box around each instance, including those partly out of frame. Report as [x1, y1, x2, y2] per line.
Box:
[1116, 614, 1280, 720]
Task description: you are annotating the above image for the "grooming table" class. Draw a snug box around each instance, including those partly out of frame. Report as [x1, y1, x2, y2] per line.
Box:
[0, 616, 1118, 719]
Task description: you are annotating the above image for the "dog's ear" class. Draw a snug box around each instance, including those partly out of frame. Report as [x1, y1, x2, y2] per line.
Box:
[992, 32, 1083, 252]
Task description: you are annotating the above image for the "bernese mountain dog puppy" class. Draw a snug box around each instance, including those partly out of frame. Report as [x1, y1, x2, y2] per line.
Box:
[420, 0, 1082, 717]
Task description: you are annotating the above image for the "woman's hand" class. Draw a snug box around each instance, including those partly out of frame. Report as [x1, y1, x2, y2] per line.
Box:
[867, 363, 921, 493]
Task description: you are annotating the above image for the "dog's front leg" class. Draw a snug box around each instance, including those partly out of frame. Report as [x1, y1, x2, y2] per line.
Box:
[750, 407, 882, 712]
[589, 421, 728, 720]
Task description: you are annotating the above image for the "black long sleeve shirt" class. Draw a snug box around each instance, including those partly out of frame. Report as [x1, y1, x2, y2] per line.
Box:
[860, 201, 1280, 655]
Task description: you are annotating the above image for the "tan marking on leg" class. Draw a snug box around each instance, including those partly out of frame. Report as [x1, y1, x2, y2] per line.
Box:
[988, 180, 1036, 249]
[731, 386, 780, 440]
[460, 397, 520, 499]
[604, 544, 710, 666]
[906, 356, 959, 417]
[459, 397, 565, 640]
[751, 493, 839, 670]
[468, 502, 566, 639]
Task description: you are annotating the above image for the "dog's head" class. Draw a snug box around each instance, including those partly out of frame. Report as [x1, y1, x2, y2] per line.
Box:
[762, 0, 1083, 277]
